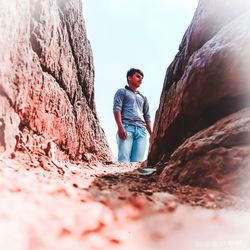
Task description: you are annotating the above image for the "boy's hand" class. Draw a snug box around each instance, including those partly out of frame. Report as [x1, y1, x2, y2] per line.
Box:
[118, 126, 127, 140]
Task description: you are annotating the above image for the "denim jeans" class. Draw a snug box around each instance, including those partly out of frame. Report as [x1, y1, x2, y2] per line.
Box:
[116, 124, 147, 162]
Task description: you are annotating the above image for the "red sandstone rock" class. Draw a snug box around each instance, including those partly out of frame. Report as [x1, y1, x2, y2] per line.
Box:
[0, 0, 112, 162]
[147, 0, 250, 195]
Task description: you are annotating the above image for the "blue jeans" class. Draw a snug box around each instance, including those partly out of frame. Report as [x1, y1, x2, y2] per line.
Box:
[116, 124, 147, 162]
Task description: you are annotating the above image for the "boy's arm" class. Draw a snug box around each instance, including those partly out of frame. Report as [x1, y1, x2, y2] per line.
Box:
[146, 121, 152, 136]
[113, 89, 127, 140]
[143, 97, 152, 135]
[114, 111, 127, 140]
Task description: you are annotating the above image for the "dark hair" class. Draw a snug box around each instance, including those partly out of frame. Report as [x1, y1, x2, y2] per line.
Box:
[126, 68, 144, 83]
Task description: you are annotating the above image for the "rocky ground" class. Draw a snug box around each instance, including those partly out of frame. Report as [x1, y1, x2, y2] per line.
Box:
[1, 151, 250, 250]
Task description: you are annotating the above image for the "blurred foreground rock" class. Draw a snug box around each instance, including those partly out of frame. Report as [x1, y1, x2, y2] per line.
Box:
[0, 155, 250, 250]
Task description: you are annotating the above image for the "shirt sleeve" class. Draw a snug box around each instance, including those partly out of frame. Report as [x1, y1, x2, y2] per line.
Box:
[143, 97, 151, 123]
[113, 89, 125, 113]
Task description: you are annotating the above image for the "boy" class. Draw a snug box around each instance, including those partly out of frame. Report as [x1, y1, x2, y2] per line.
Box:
[113, 68, 152, 162]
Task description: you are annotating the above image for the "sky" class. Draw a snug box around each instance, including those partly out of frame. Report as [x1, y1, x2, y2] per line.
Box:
[83, 0, 199, 160]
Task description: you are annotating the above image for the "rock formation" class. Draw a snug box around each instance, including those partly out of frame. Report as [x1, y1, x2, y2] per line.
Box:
[147, 0, 250, 196]
[0, 0, 112, 162]
[1, 2, 250, 249]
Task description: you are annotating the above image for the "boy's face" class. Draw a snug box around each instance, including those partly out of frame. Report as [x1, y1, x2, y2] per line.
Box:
[128, 72, 143, 89]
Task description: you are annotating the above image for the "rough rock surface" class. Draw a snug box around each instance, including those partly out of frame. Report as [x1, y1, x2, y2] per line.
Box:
[1, 154, 250, 250]
[147, 0, 250, 195]
[1, 0, 250, 249]
[0, 0, 112, 162]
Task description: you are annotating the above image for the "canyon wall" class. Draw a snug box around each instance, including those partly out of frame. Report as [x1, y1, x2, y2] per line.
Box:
[148, 0, 250, 195]
[0, 0, 112, 162]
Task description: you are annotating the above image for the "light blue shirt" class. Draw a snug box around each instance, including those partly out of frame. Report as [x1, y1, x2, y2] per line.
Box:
[113, 86, 151, 128]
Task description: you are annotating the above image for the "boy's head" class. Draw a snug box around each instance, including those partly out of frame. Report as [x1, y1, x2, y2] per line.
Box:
[126, 68, 144, 83]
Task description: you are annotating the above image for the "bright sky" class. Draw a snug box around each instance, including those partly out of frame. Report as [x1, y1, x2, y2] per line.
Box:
[83, 0, 199, 160]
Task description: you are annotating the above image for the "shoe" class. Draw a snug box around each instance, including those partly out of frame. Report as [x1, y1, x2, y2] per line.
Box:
[137, 167, 156, 176]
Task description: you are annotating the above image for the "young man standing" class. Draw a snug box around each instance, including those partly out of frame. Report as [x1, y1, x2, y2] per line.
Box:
[113, 68, 152, 162]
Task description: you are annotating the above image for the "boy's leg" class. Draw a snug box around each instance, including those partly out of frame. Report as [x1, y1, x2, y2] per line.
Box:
[116, 127, 134, 162]
[130, 126, 147, 162]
